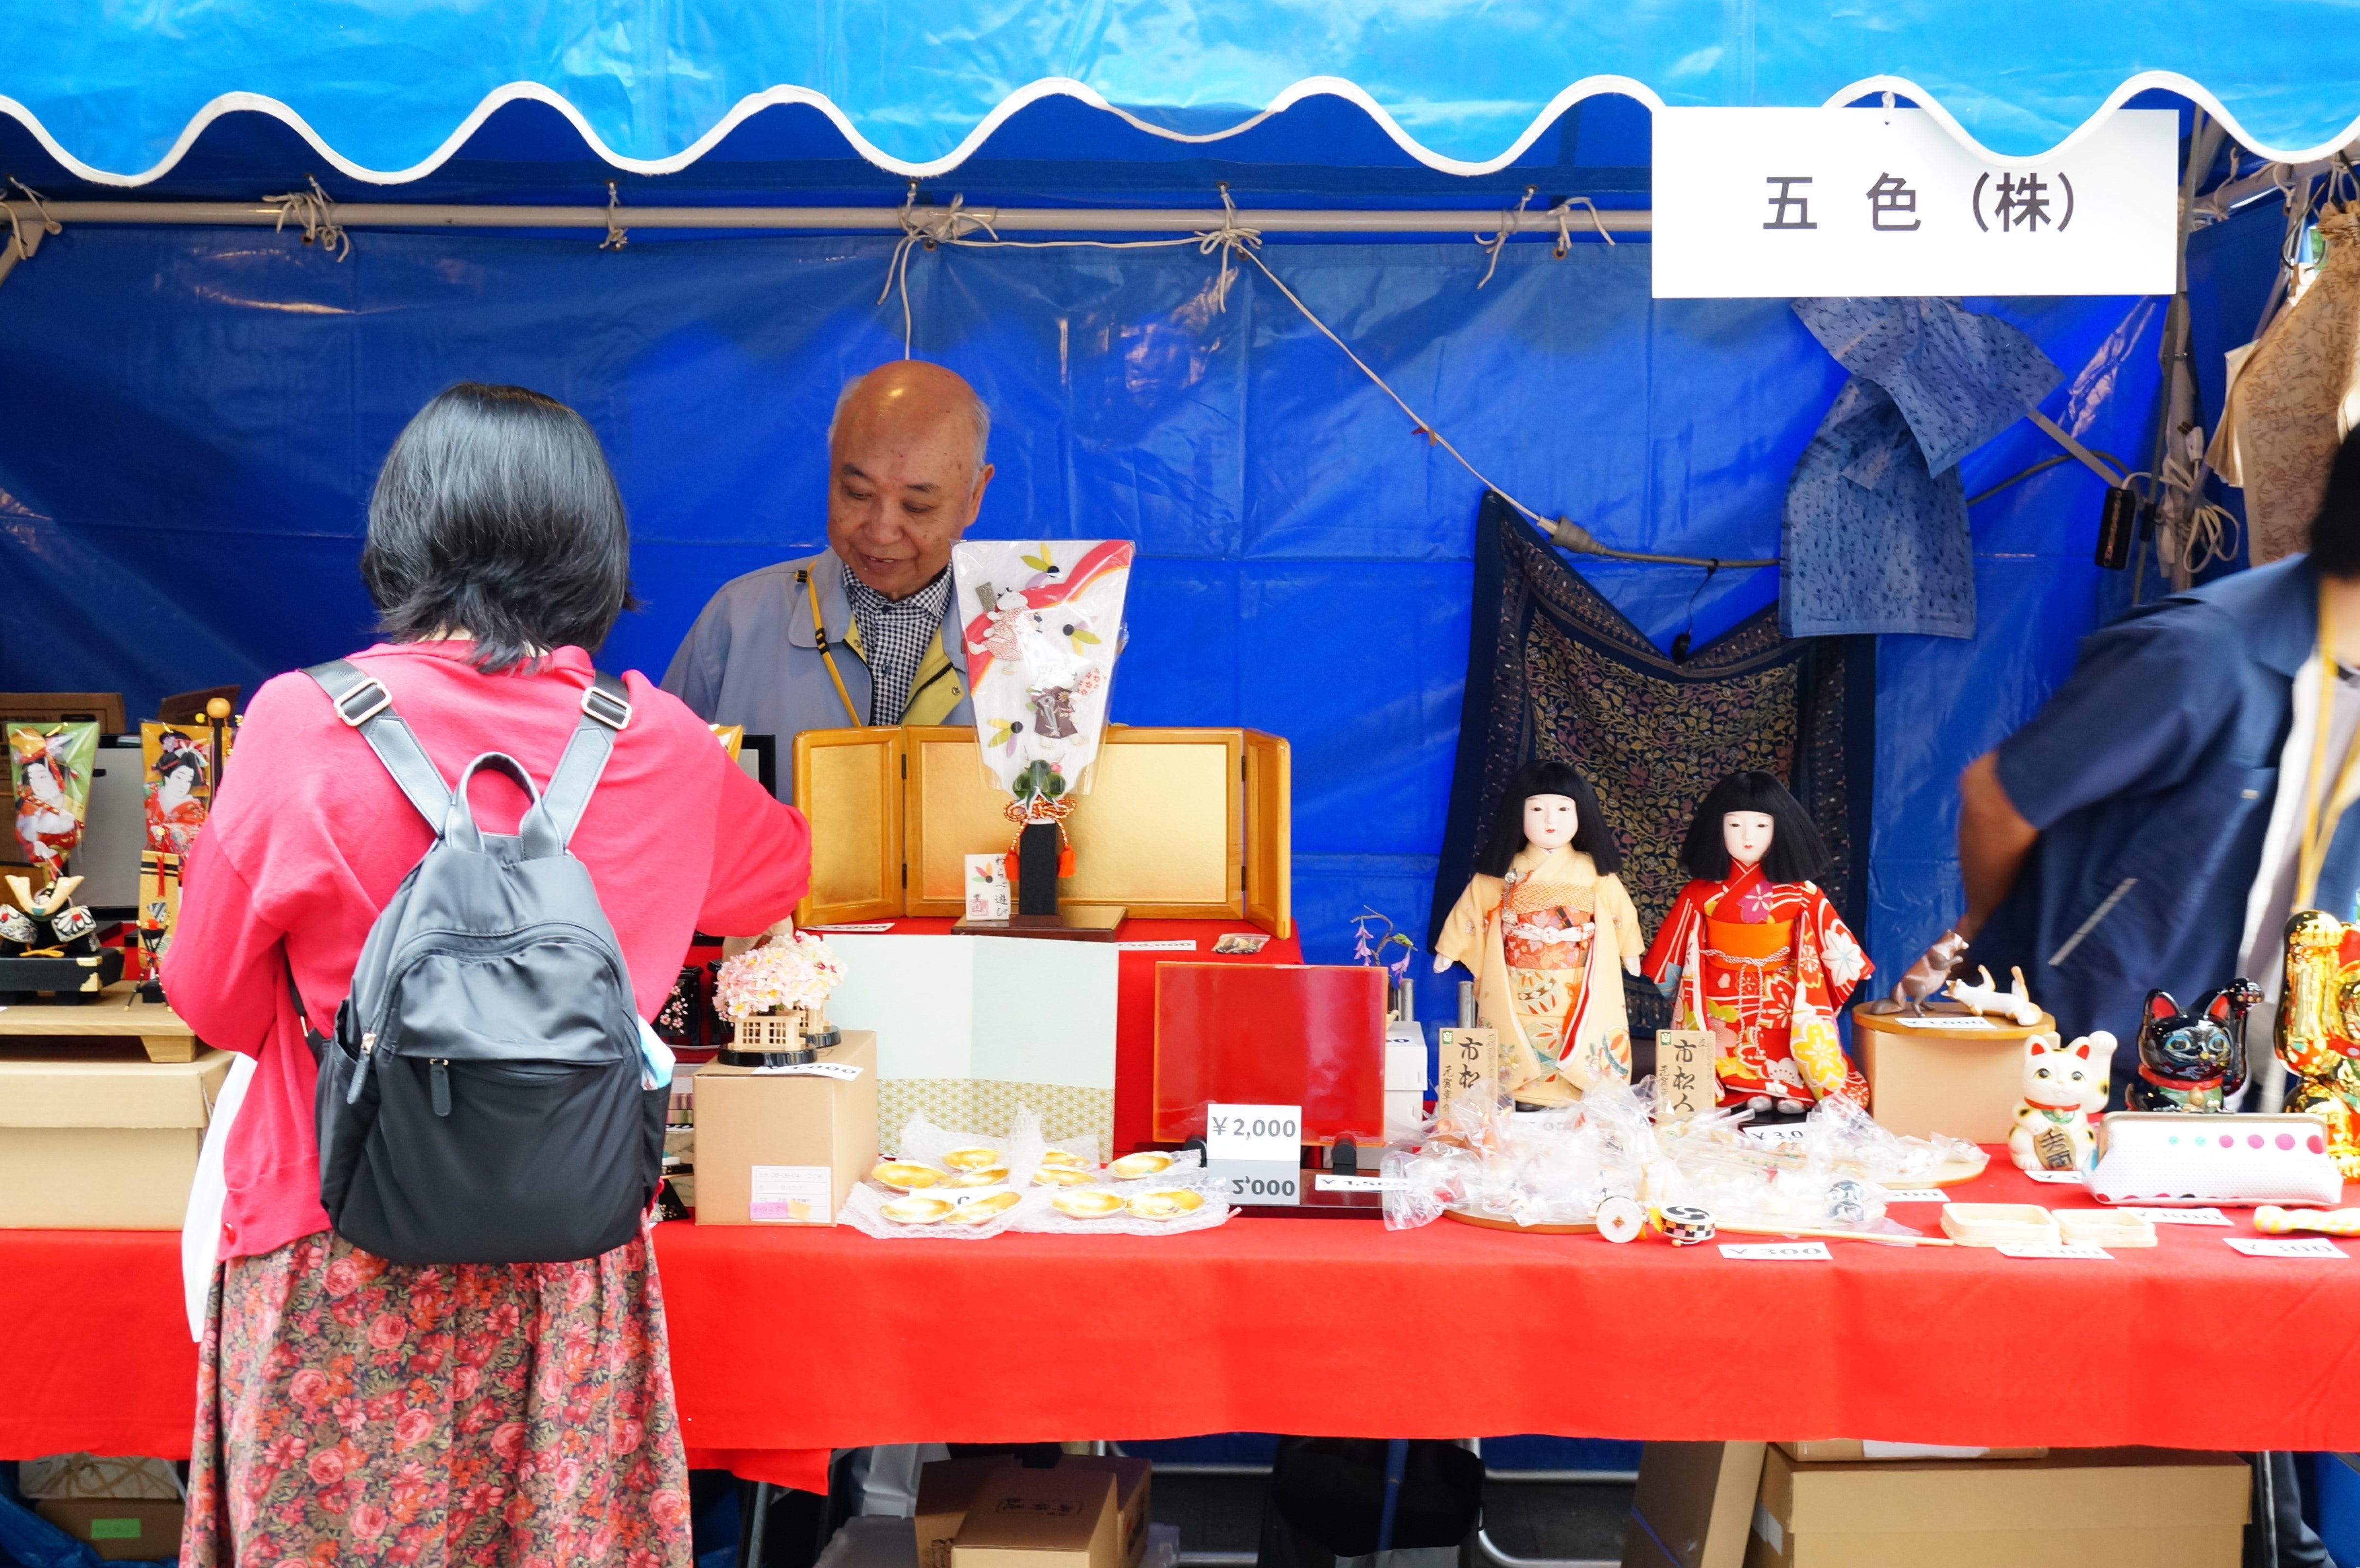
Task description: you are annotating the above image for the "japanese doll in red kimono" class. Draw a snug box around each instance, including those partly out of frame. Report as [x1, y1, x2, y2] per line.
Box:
[1641, 770, 1872, 1115]
[1434, 760, 1644, 1105]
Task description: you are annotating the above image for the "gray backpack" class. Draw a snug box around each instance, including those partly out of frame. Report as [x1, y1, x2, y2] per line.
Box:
[297, 658, 664, 1266]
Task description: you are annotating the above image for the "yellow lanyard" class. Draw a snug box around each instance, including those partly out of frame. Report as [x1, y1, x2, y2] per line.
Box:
[799, 567, 864, 727]
[2298, 577, 2360, 906]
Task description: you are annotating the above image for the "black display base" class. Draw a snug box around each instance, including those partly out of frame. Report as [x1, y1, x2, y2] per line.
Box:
[0, 947, 125, 1003]
[716, 1047, 816, 1068]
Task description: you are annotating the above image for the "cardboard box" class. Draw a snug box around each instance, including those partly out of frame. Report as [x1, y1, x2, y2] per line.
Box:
[1743, 1445, 2248, 1568]
[36, 1498, 186, 1561]
[1777, 1442, 2047, 1463]
[952, 1467, 1122, 1568]
[1852, 1005, 2054, 1143]
[1055, 1454, 1152, 1568]
[0, 1045, 232, 1229]
[694, 1031, 878, 1226]
[1622, 1442, 1767, 1568]
[917, 1458, 1020, 1568]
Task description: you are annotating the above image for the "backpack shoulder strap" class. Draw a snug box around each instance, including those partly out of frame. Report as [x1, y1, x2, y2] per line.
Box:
[304, 658, 453, 830]
[541, 670, 632, 846]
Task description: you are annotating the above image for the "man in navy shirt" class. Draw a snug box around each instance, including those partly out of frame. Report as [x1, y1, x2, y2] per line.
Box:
[1948, 431, 2360, 1568]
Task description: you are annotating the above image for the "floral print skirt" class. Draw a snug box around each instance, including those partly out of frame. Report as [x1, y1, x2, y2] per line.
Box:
[184, 1225, 692, 1568]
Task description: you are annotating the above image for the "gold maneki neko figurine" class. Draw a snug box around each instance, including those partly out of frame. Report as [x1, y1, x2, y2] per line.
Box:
[2278, 909, 2360, 1177]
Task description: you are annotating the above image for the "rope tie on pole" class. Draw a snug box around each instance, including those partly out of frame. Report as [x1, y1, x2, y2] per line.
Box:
[600, 181, 629, 250]
[4, 176, 60, 274]
[1551, 196, 1615, 254]
[1190, 183, 1263, 312]
[1474, 187, 1535, 288]
[265, 175, 349, 261]
[881, 182, 1001, 355]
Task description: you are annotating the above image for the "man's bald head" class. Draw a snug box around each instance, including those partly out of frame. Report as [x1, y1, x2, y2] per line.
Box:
[824, 362, 996, 599]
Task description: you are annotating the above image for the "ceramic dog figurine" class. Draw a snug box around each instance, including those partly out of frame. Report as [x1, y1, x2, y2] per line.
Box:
[2008, 1030, 2112, 1171]
[1944, 963, 2042, 1026]
[2278, 910, 2360, 1177]
[2129, 983, 2260, 1112]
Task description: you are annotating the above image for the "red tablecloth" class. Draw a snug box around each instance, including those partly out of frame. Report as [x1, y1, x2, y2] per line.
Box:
[9, 1158, 2359, 1496]
[805, 916, 1305, 1154]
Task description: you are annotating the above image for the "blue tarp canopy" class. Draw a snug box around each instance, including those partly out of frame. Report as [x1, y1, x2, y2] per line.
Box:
[4, 1, 2359, 184]
[0, 4, 2301, 1002]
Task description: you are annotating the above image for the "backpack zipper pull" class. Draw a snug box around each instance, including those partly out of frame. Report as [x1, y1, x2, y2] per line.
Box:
[429, 1058, 452, 1117]
[345, 1031, 377, 1105]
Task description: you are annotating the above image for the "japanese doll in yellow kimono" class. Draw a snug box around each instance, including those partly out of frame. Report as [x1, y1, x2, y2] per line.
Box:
[1433, 760, 1644, 1105]
[1641, 770, 1872, 1115]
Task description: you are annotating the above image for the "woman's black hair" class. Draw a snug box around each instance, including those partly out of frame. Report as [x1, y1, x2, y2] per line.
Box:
[1474, 759, 1621, 877]
[361, 383, 639, 672]
[1679, 770, 1830, 885]
[2313, 424, 2360, 576]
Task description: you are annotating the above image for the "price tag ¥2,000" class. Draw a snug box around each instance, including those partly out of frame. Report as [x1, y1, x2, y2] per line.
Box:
[1206, 1103, 1302, 1163]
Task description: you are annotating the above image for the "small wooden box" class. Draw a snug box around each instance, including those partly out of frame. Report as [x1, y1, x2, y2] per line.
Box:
[1853, 1004, 2056, 1144]
[795, 725, 1290, 935]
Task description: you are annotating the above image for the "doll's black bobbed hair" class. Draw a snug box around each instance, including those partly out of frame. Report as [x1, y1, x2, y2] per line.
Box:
[1475, 758, 1621, 877]
[1678, 769, 1830, 885]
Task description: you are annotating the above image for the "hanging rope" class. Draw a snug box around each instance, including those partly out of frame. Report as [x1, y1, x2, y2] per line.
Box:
[600, 181, 630, 250]
[1474, 187, 1535, 289]
[880, 182, 1004, 356]
[5, 176, 60, 265]
[868, 183, 1657, 543]
[264, 175, 350, 261]
[1551, 196, 1616, 254]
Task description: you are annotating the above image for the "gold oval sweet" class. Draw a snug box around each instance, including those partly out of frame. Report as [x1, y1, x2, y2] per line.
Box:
[1037, 1148, 1088, 1168]
[1125, 1187, 1204, 1221]
[1052, 1188, 1125, 1219]
[881, 1196, 954, 1225]
[942, 1168, 1010, 1189]
[1108, 1151, 1174, 1180]
[871, 1161, 941, 1191]
[944, 1190, 1023, 1225]
[942, 1147, 1004, 1172]
[1032, 1165, 1099, 1187]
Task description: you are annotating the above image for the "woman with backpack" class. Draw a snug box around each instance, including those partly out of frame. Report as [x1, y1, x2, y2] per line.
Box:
[163, 383, 812, 1568]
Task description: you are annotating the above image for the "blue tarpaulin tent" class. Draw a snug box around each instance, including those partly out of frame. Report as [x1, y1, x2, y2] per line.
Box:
[0, 5, 2303, 1006]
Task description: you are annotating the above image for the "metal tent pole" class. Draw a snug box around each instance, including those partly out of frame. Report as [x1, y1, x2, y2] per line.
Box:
[0, 199, 1650, 236]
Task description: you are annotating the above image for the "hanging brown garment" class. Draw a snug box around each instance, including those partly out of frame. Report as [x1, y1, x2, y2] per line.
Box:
[2210, 206, 2360, 564]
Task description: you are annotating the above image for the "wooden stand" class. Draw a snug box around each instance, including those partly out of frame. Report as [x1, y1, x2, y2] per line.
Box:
[953, 905, 1128, 941]
[0, 982, 201, 1062]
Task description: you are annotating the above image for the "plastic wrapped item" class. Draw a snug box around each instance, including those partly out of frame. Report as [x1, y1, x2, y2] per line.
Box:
[842, 1108, 1229, 1237]
[1796, 1092, 1984, 1184]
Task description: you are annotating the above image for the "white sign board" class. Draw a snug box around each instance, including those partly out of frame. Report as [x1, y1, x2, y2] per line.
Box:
[1652, 107, 2179, 299]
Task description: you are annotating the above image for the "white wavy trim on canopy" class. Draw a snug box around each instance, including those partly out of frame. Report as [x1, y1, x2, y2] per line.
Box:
[2, 70, 2357, 189]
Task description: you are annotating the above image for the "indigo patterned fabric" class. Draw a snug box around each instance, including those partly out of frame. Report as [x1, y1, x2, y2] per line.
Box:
[1782, 298, 2061, 639]
[1434, 493, 1874, 1033]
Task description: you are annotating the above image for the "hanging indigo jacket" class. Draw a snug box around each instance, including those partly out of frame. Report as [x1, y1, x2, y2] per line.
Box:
[1781, 297, 2062, 639]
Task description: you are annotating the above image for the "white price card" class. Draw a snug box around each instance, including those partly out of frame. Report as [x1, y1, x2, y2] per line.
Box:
[2121, 1206, 2231, 1226]
[752, 1060, 865, 1080]
[1114, 939, 1199, 951]
[2023, 1168, 2086, 1184]
[747, 1164, 833, 1224]
[1997, 1243, 2113, 1260]
[1720, 1242, 1833, 1261]
[1882, 1189, 1949, 1203]
[1746, 1125, 1810, 1146]
[2227, 1237, 2349, 1259]
[812, 923, 897, 933]
[1314, 1174, 1407, 1193]
[1886, 1014, 1999, 1029]
[1206, 1103, 1302, 1163]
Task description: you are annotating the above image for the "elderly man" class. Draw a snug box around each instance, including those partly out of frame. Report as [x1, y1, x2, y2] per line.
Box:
[663, 362, 994, 795]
